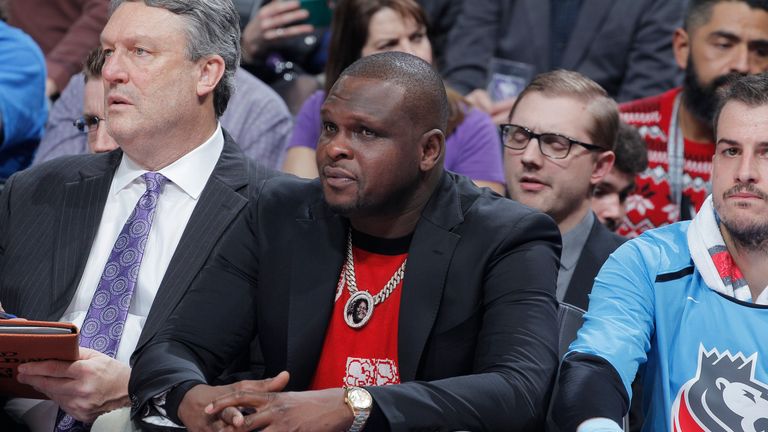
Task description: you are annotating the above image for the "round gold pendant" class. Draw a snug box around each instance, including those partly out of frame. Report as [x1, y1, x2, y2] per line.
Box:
[344, 291, 374, 328]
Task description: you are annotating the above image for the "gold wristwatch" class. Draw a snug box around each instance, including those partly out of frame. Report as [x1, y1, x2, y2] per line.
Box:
[344, 386, 372, 432]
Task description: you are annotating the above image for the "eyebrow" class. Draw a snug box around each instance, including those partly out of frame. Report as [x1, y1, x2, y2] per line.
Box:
[709, 30, 741, 42]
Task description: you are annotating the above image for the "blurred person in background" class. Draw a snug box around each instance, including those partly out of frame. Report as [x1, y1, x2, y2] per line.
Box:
[282, 0, 505, 194]
[441, 0, 685, 124]
[0, 16, 47, 181]
[591, 121, 648, 233]
[619, 0, 768, 237]
[6, 0, 109, 98]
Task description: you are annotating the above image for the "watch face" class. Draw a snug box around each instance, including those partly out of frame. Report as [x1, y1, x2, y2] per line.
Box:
[348, 388, 373, 409]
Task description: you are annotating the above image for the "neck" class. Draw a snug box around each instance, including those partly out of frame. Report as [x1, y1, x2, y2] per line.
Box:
[678, 97, 714, 143]
[721, 227, 768, 301]
[556, 200, 591, 234]
[350, 205, 423, 239]
[126, 117, 218, 171]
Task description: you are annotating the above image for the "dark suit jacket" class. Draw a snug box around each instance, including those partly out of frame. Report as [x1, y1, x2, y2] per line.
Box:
[441, 0, 684, 102]
[129, 172, 562, 431]
[562, 217, 626, 310]
[0, 133, 274, 352]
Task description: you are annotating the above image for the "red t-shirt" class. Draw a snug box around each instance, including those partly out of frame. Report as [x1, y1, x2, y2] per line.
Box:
[310, 245, 407, 390]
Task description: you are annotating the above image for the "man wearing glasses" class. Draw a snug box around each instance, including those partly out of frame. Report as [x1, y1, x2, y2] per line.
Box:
[73, 48, 119, 154]
[502, 69, 624, 310]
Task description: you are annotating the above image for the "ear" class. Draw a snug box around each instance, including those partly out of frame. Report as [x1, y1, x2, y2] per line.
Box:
[590, 151, 616, 186]
[419, 129, 445, 172]
[673, 28, 690, 71]
[196, 55, 226, 98]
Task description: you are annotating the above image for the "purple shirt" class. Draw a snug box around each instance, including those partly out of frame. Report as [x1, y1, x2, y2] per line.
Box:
[288, 90, 505, 183]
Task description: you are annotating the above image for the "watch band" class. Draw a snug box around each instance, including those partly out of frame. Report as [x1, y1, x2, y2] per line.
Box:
[344, 386, 372, 432]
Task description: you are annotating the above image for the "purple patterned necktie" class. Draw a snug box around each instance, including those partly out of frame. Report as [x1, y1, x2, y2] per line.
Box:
[54, 172, 167, 432]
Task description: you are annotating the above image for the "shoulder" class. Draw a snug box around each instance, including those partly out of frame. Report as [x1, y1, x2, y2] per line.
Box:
[613, 221, 691, 275]
[12, 152, 117, 185]
[227, 68, 290, 118]
[619, 88, 679, 124]
[449, 174, 560, 243]
[257, 174, 324, 212]
[591, 220, 627, 250]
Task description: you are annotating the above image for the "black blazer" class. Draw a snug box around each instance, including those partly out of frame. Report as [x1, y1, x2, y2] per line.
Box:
[129, 172, 563, 431]
[562, 217, 626, 310]
[0, 133, 274, 352]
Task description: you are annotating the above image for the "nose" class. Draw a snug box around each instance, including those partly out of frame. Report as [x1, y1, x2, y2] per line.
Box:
[735, 151, 760, 184]
[595, 193, 624, 231]
[729, 44, 750, 75]
[519, 137, 545, 168]
[89, 124, 119, 154]
[320, 132, 353, 162]
[101, 50, 128, 84]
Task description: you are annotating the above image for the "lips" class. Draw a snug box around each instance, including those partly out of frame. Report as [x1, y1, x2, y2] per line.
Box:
[322, 165, 356, 188]
[107, 94, 132, 106]
[724, 184, 768, 201]
[518, 175, 547, 192]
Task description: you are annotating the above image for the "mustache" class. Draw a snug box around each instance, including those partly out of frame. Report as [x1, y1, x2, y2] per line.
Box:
[723, 183, 768, 200]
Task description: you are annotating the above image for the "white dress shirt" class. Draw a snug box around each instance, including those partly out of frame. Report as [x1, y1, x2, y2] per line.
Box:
[6, 125, 225, 431]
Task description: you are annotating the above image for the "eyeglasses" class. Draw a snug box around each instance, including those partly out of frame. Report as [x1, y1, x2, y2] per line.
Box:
[500, 124, 605, 159]
[73, 115, 103, 133]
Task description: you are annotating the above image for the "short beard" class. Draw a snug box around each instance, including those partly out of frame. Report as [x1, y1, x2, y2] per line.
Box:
[682, 57, 744, 126]
[715, 184, 768, 252]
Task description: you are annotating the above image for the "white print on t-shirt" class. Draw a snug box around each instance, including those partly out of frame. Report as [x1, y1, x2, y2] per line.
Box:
[344, 357, 400, 386]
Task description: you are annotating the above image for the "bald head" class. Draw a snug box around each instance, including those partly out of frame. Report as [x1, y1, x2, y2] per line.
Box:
[333, 51, 449, 134]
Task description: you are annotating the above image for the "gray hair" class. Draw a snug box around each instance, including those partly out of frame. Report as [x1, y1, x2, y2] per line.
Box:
[109, 0, 241, 117]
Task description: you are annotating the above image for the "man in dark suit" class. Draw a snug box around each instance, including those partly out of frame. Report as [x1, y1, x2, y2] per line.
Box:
[0, 0, 272, 430]
[129, 51, 561, 431]
[442, 0, 685, 123]
[503, 70, 625, 311]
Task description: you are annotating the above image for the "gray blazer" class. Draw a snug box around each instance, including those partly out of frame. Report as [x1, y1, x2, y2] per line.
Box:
[441, 0, 685, 102]
[0, 133, 275, 351]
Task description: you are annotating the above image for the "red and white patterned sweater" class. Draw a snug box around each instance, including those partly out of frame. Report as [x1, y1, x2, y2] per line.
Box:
[619, 88, 714, 238]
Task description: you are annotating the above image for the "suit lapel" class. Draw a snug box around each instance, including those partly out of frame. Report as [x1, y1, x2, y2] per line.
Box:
[286, 198, 346, 389]
[560, 0, 615, 69]
[564, 218, 604, 308]
[398, 174, 463, 381]
[51, 153, 121, 320]
[137, 136, 251, 349]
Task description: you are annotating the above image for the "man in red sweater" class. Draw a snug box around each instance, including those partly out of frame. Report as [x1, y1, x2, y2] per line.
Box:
[619, 0, 768, 237]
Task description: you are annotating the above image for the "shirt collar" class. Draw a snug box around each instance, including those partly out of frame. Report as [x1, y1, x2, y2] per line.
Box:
[111, 124, 224, 199]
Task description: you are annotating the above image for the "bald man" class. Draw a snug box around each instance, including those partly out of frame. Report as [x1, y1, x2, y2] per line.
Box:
[129, 51, 561, 431]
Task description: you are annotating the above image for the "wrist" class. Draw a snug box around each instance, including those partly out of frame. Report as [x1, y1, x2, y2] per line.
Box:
[343, 386, 372, 432]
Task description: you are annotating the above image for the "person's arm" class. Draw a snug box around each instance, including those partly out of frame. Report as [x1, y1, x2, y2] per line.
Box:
[448, 107, 505, 193]
[32, 74, 89, 166]
[549, 237, 658, 430]
[221, 69, 293, 170]
[45, 0, 109, 95]
[128, 183, 265, 426]
[241, 0, 314, 64]
[0, 24, 47, 150]
[441, 0, 501, 95]
[182, 209, 561, 432]
[282, 91, 323, 178]
[367, 211, 560, 430]
[615, 0, 683, 102]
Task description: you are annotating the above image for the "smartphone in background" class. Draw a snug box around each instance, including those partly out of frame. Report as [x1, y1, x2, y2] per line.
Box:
[299, 0, 333, 28]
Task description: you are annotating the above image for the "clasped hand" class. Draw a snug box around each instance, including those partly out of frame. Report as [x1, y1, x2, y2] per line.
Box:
[180, 371, 354, 432]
